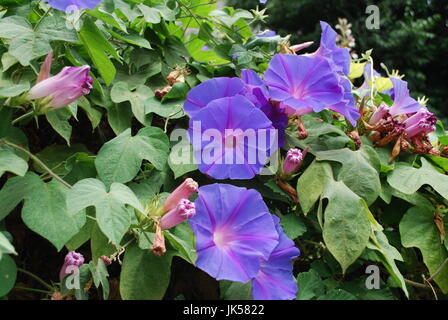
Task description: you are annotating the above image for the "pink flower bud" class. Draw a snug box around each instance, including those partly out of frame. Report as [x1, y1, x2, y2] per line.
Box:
[29, 65, 93, 109]
[36, 51, 53, 83]
[283, 148, 304, 175]
[290, 41, 314, 53]
[369, 104, 390, 125]
[160, 199, 196, 230]
[59, 251, 84, 281]
[163, 178, 198, 211]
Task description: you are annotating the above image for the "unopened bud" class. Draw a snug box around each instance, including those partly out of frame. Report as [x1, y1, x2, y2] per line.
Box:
[163, 178, 198, 211]
[282, 149, 304, 175]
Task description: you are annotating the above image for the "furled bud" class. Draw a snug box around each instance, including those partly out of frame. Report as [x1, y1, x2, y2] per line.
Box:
[59, 251, 84, 281]
[283, 148, 304, 175]
[36, 51, 53, 83]
[29, 65, 93, 110]
[290, 41, 314, 53]
[163, 178, 198, 211]
[160, 199, 196, 230]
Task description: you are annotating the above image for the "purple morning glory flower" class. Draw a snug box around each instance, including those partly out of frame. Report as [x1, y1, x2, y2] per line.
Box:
[252, 216, 300, 300]
[309, 21, 350, 76]
[189, 184, 279, 282]
[259, 0, 268, 4]
[241, 69, 288, 146]
[256, 30, 276, 38]
[189, 95, 278, 180]
[29, 65, 93, 109]
[264, 54, 343, 116]
[184, 77, 246, 118]
[403, 108, 437, 138]
[327, 77, 360, 126]
[359, 63, 381, 91]
[389, 78, 425, 116]
[44, 0, 102, 12]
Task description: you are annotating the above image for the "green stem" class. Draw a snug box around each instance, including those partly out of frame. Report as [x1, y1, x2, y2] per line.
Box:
[33, 7, 51, 31]
[17, 268, 54, 291]
[2, 140, 73, 189]
[11, 111, 34, 125]
[14, 286, 52, 294]
[427, 257, 448, 282]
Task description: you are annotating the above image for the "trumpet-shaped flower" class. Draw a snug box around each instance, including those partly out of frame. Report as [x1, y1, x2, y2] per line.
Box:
[327, 77, 360, 126]
[311, 21, 350, 76]
[389, 78, 425, 116]
[189, 95, 278, 180]
[183, 77, 246, 117]
[252, 216, 300, 300]
[189, 184, 279, 282]
[29, 65, 93, 109]
[264, 54, 343, 116]
[184, 75, 287, 147]
[241, 69, 288, 146]
[45, 0, 102, 12]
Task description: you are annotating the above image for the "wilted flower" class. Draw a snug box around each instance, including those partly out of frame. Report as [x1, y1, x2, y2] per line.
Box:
[152, 224, 166, 256]
[189, 184, 279, 282]
[308, 21, 351, 76]
[189, 95, 278, 180]
[59, 251, 84, 281]
[404, 108, 437, 138]
[389, 78, 424, 117]
[160, 199, 196, 230]
[369, 104, 390, 125]
[29, 65, 93, 110]
[282, 148, 304, 175]
[163, 178, 198, 211]
[252, 216, 300, 300]
[264, 54, 343, 116]
[44, 0, 101, 12]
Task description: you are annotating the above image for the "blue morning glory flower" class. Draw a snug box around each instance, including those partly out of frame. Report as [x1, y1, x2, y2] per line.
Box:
[44, 0, 101, 12]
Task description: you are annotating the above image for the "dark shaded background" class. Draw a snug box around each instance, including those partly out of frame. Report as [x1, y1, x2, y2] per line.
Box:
[228, 0, 448, 122]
